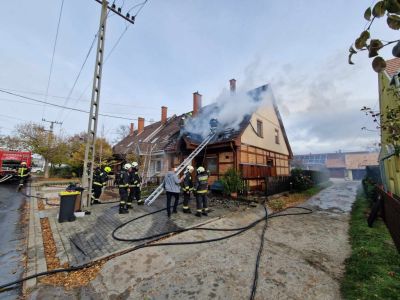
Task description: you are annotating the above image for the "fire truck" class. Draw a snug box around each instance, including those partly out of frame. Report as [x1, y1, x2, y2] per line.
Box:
[0, 150, 32, 183]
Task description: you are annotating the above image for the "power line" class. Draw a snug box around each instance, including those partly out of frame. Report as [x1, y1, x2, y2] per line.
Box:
[42, 0, 65, 119]
[0, 89, 150, 122]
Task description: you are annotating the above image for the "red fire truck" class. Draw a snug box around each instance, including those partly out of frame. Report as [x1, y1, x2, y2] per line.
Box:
[0, 150, 32, 183]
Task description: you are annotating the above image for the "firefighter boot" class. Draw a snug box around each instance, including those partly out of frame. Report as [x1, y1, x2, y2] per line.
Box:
[195, 210, 202, 217]
[183, 207, 192, 214]
[119, 203, 128, 214]
[202, 208, 208, 216]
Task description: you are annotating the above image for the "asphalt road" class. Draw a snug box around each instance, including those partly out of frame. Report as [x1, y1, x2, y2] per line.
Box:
[0, 184, 27, 300]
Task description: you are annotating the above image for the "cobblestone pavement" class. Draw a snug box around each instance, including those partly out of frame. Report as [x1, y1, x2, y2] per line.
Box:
[30, 186, 241, 267]
[27, 179, 360, 299]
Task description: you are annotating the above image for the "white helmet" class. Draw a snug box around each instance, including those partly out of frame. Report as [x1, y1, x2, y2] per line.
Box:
[197, 166, 205, 173]
[124, 163, 132, 170]
[131, 162, 139, 168]
[186, 165, 194, 173]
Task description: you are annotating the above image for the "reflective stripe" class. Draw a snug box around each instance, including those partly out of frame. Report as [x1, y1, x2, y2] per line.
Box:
[197, 190, 207, 194]
[203, 208, 209, 211]
[119, 184, 128, 188]
[197, 209, 202, 212]
[138, 200, 144, 203]
[183, 206, 189, 209]
[59, 191, 80, 196]
[93, 182, 103, 186]
[120, 201, 126, 204]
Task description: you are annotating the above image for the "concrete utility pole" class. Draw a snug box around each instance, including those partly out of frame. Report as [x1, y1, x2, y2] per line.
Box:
[42, 118, 62, 178]
[81, 0, 135, 208]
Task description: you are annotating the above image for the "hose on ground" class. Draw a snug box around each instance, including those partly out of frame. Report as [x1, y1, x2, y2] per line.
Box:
[0, 202, 312, 300]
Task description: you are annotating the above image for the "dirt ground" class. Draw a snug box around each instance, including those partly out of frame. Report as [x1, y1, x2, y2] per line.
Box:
[28, 179, 359, 300]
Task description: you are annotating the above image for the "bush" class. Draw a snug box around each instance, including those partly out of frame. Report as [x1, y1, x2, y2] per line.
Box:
[220, 168, 245, 195]
[50, 165, 73, 178]
[291, 168, 313, 191]
[268, 198, 284, 211]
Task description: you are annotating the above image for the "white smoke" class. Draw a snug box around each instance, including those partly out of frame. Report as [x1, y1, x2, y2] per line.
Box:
[183, 86, 273, 139]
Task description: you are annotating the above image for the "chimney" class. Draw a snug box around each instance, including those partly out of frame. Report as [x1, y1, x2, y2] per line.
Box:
[193, 91, 202, 116]
[138, 117, 144, 134]
[161, 106, 167, 124]
[229, 78, 236, 93]
[129, 123, 135, 136]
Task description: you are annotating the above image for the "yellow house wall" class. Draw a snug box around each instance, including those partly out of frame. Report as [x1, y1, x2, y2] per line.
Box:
[240, 104, 290, 156]
[378, 73, 400, 196]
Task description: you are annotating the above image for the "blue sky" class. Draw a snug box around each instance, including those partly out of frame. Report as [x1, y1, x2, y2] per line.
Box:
[0, 0, 396, 154]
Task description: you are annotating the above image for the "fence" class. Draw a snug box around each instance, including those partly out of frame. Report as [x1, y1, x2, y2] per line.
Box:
[376, 186, 400, 252]
[264, 176, 291, 196]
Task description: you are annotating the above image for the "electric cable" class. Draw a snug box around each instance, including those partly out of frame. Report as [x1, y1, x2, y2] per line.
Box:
[42, 0, 65, 119]
[0, 198, 312, 299]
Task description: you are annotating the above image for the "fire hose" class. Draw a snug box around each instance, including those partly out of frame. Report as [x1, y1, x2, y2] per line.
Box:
[0, 203, 312, 299]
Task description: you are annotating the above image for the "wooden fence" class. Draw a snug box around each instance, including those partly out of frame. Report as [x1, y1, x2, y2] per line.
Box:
[377, 186, 400, 252]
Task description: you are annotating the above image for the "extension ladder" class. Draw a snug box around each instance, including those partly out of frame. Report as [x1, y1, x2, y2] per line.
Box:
[144, 131, 216, 206]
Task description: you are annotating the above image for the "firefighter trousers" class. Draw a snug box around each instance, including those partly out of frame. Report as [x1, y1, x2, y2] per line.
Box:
[196, 193, 208, 212]
[92, 184, 102, 202]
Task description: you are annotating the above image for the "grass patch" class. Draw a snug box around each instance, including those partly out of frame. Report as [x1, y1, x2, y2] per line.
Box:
[341, 190, 400, 300]
[267, 180, 333, 211]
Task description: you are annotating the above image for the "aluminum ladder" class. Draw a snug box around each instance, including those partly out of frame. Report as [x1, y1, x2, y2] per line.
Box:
[144, 131, 216, 206]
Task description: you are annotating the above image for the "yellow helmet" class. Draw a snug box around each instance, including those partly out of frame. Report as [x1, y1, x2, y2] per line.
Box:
[104, 166, 111, 173]
[21, 162, 27, 166]
[197, 166, 205, 173]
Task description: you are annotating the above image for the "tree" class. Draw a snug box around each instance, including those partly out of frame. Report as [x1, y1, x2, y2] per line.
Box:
[349, 0, 400, 72]
[15, 122, 69, 178]
[113, 124, 130, 144]
[67, 133, 115, 176]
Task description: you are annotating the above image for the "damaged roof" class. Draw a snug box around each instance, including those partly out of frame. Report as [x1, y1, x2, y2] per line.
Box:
[114, 84, 293, 157]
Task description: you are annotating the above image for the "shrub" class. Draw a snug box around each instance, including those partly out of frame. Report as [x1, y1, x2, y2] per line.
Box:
[291, 168, 313, 191]
[268, 198, 284, 211]
[220, 168, 244, 195]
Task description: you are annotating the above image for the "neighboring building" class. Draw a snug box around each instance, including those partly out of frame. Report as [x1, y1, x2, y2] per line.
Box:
[293, 151, 379, 179]
[113, 80, 293, 191]
[378, 58, 400, 197]
[344, 152, 379, 180]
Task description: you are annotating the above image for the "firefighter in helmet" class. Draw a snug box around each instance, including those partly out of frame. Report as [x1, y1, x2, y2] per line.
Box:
[182, 165, 194, 213]
[17, 161, 30, 190]
[91, 167, 103, 204]
[129, 161, 143, 206]
[118, 163, 131, 214]
[194, 166, 209, 217]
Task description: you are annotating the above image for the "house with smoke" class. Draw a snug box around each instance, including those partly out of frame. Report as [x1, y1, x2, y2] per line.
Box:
[113, 79, 293, 191]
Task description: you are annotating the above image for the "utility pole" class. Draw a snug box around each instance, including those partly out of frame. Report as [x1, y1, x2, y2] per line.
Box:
[81, 0, 135, 208]
[42, 118, 63, 178]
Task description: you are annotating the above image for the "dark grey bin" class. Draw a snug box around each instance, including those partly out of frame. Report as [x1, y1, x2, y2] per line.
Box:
[58, 191, 80, 223]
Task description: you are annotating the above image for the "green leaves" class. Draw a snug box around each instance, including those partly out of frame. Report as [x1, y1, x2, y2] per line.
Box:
[387, 14, 400, 29]
[372, 56, 387, 72]
[369, 39, 384, 57]
[385, 0, 400, 14]
[364, 7, 372, 21]
[372, 1, 386, 18]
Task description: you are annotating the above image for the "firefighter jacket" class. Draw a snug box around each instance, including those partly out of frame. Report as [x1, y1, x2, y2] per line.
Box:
[100, 171, 109, 186]
[129, 171, 141, 188]
[182, 172, 193, 193]
[195, 172, 209, 194]
[18, 167, 30, 178]
[117, 170, 130, 189]
[93, 169, 103, 187]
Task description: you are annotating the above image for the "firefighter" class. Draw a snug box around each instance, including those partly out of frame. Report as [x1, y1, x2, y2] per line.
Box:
[194, 166, 209, 217]
[182, 165, 194, 213]
[129, 162, 143, 206]
[17, 161, 30, 190]
[118, 163, 131, 214]
[102, 166, 111, 188]
[91, 167, 103, 204]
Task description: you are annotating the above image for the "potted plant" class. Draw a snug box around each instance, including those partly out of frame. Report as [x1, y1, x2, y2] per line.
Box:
[221, 168, 244, 198]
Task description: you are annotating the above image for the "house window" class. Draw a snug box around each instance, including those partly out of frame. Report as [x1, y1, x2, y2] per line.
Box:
[205, 157, 218, 173]
[275, 129, 279, 144]
[267, 159, 274, 167]
[155, 160, 162, 173]
[257, 120, 263, 137]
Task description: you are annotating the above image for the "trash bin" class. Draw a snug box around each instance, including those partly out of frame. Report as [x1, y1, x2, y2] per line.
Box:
[66, 184, 84, 212]
[58, 191, 80, 223]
